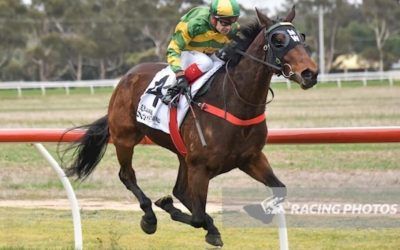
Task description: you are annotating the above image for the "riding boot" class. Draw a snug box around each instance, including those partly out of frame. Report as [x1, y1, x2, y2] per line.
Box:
[162, 74, 189, 105]
[161, 85, 181, 105]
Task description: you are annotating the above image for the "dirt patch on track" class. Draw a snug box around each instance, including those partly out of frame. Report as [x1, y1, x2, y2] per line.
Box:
[0, 198, 222, 213]
[1, 169, 398, 211]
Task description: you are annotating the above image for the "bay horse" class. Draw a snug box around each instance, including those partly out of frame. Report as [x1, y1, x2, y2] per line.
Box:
[64, 7, 318, 247]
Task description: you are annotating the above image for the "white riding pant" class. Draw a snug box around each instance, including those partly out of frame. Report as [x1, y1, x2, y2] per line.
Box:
[180, 51, 214, 73]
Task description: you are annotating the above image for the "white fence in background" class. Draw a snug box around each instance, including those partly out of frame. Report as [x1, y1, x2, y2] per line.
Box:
[1, 71, 399, 97]
[0, 79, 119, 97]
[276, 70, 400, 89]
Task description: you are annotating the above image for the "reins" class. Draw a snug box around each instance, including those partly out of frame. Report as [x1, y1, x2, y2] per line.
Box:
[235, 49, 281, 71]
[235, 48, 296, 80]
[223, 60, 275, 108]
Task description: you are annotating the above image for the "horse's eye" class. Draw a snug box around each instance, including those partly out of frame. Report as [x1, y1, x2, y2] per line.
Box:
[271, 33, 288, 49]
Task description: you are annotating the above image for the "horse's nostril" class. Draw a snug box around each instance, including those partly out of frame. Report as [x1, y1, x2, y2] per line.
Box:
[301, 69, 313, 79]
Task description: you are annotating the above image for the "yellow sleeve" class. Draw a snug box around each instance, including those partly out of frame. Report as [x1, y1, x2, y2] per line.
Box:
[166, 22, 192, 72]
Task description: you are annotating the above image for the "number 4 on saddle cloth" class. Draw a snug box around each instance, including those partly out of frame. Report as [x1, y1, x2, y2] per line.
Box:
[136, 55, 225, 138]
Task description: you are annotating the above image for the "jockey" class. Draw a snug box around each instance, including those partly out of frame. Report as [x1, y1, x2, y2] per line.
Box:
[161, 0, 240, 105]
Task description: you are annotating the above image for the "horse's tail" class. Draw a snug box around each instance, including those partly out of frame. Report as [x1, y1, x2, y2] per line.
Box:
[61, 115, 110, 180]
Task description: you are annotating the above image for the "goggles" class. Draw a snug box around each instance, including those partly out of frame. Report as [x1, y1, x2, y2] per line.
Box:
[214, 16, 238, 26]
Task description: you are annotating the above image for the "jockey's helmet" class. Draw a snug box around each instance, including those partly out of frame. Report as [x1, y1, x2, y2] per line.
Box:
[210, 0, 240, 18]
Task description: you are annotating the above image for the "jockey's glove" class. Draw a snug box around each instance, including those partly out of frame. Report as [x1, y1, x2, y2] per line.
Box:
[176, 75, 190, 93]
[216, 41, 238, 62]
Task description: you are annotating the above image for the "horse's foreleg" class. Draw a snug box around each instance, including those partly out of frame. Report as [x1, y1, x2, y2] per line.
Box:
[187, 165, 210, 228]
[156, 159, 220, 231]
[155, 192, 223, 246]
[156, 159, 222, 246]
[116, 144, 157, 234]
[155, 157, 192, 224]
[239, 152, 286, 224]
[155, 195, 192, 223]
[239, 152, 287, 198]
[174, 159, 221, 231]
[174, 160, 223, 247]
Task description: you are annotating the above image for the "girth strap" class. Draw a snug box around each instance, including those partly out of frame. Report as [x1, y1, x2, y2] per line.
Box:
[198, 103, 266, 126]
[168, 102, 266, 157]
[169, 106, 188, 156]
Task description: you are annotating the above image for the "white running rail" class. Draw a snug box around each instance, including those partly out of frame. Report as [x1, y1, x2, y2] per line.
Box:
[0, 71, 399, 96]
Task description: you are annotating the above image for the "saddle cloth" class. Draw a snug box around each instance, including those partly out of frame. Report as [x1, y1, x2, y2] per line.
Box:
[136, 56, 224, 134]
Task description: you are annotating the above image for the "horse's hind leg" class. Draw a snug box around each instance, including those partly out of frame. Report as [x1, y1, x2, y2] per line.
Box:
[156, 157, 223, 247]
[115, 142, 157, 234]
[108, 70, 157, 233]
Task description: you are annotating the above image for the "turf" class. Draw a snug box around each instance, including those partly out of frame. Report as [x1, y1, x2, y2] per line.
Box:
[0, 208, 399, 250]
[0, 85, 399, 249]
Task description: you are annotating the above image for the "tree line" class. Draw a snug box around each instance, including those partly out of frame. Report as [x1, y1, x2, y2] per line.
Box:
[0, 0, 399, 81]
[280, 0, 400, 72]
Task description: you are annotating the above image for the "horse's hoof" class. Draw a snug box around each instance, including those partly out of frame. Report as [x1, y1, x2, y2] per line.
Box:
[155, 195, 173, 209]
[205, 232, 223, 247]
[140, 216, 157, 234]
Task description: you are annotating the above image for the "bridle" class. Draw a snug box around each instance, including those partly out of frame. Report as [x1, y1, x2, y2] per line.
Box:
[223, 22, 307, 107]
[223, 60, 274, 108]
[237, 22, 306, 79]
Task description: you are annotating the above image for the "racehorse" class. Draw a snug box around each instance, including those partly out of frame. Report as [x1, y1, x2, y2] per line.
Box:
[64, 7, 318, 247]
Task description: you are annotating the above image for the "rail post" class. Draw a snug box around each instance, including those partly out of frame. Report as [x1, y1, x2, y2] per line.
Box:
[33, 143, 83, 250]
[277, 212, 289, 250]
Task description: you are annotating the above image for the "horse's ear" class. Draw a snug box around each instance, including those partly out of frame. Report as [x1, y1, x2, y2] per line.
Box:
[284, 5, 296, 22]
[255, 7, 273, 27]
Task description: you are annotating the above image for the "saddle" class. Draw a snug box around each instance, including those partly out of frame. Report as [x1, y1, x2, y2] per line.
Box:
[136, 61, 225, 135]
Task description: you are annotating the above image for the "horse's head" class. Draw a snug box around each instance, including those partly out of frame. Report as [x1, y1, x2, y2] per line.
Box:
[256, 7, 318, 89]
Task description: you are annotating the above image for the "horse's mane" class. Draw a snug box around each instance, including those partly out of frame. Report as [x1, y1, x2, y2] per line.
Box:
[228, 20, 263, 66]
